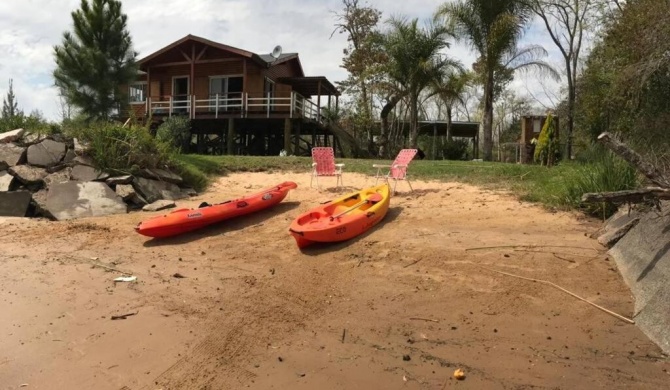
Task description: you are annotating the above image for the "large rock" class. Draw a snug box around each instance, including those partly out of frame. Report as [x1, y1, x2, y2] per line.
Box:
[31, 189, 53, 219]
[106, 175, 134, 186]
[70, 164, 109, 182]
[45, 181, 127, 221]
[0, 171, 15, 191]
[0, 128, 25, 143]
[73, 155, 94, 167]
[138, 168, 183, 185]
[27, 139, 67, 167]
[132, 177, 187, 203]
[143, 200, 176, 212]
[63, 149, 76, 164]
[9, 165, 47, 186]
[44, 167, 73, 188]
[116, 184, 147, 207]
[0, 143, 26, 170]
[73, 138, 89, 155]
[608, 201, 670, 354]
[595, 207, 642, 248]
[0, 191, 31, 217]
[20, 131, 47, 146]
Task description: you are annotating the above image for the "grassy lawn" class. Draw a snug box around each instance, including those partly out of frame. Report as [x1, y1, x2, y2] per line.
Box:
[176, 154, 599, 213]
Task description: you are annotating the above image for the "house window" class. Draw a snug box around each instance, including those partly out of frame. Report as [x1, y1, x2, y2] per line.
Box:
[129, 82, 147, 104]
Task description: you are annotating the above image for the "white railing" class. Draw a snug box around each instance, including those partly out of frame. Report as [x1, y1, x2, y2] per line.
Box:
[147, 92, 326, 122]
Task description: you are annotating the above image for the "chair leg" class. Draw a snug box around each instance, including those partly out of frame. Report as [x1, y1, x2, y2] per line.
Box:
[406, 178, 414, 193]
[310, 172, 314, 188]
[393, 179, 398, 195]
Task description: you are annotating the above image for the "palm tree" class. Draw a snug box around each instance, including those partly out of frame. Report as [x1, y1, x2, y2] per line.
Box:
[382, 17, 452, 149]
[431, 69, 471, 142]
[438, 0, 559, 161]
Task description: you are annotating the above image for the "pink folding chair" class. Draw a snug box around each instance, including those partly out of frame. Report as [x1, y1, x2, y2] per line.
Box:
[373, 149, 418, 194]
[310, 147, 344, 189]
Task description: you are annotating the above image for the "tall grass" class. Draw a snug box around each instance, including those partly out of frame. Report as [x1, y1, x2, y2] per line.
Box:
[562, 145, 639, 216]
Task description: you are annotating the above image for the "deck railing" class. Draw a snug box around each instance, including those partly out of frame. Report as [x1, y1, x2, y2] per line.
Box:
[146, 91, 325, 122]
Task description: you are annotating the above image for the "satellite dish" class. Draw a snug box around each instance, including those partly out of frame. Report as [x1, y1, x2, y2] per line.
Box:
[271, 45, 282, 60]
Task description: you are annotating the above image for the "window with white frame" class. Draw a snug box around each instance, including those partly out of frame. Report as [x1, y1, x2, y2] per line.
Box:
[129, 82, 147, 103]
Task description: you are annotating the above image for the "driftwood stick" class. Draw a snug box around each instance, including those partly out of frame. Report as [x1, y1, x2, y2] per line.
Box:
[466, 245, 600, 252]
[481, 267, 635, 324]
[581, 187, 670, 204]
[409, 317, 440, 323]
[597, 132, 670, 188]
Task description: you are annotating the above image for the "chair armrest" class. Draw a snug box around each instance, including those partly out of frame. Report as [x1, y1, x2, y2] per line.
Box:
[335, 163, 345, 167]
[392, 164, 408, 168]
[312, 163, 318, 167]
[372, 164, 391, 168]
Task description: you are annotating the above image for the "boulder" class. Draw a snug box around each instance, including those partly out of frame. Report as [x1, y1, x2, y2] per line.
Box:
[20, 131, 47, 146]
[143, 200, 176, 212]
[27, 139, 67, 167]
[9, 165, 48, 186]
[73, 138, 89, 155]
[45, 181, 127, 221]
[182, 187, 198, 197]
[0, 143, 26, 169]
[116, 184, 147, 207]
[132, 177, 187, 204]
[31, 189, 53, 219]
[73, 155, 94, 166]
[44, 167, 73, 188]
[0, 171, 15, 191]
[0, 128, 25, 143]
[106, 175, 134, 186]
[63, 149, 76, 164]
[0, 191, 32, 217]
[70, 164, 110, 182]
[138, 168, 183, 185]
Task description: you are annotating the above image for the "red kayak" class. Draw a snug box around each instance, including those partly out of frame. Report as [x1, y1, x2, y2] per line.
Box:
[135, 181, 297, 238]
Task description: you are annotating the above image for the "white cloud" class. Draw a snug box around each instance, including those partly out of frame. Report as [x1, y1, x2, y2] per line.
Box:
[0, 0, 573, 121]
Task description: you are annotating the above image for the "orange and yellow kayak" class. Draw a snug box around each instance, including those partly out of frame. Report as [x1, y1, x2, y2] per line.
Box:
[289, 183, 390, 248]
[136, 181, 297, 238]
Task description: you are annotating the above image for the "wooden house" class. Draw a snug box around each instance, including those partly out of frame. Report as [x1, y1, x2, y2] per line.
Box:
[121, 35, 351, 156]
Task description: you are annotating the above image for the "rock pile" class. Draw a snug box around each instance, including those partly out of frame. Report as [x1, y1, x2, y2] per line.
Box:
[0, 128, 195, 220]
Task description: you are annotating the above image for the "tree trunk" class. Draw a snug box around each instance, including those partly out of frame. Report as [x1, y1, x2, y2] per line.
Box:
[482, 71, 494, 161]
[378, 94, 402, 158]
[598, 132, 670, 188]
[446, 105, 453, 142]
[581, 187, 670, 203]
[566, 71, 575, 160]
[409, 91, 418, 148]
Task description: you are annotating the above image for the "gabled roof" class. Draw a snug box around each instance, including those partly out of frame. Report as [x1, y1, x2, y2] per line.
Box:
[137, 34, 305, 76]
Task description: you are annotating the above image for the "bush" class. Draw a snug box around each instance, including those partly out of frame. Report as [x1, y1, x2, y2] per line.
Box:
[562, 144, 639, 217]
[155, 116, 191, 152]
[65, 121, 172, 174]
[442, 139, 469, 160]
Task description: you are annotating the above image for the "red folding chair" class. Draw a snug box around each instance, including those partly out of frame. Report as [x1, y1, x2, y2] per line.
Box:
[373, 149, 418, 194]
[310, 147, 344, 189]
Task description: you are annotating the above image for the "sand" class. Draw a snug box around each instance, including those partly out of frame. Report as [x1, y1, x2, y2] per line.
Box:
[0, 171, 668, 389]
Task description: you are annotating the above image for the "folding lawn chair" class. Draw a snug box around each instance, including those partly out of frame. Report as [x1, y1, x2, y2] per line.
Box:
[310, 147, 344, 189]
[373, 149, 418, 194]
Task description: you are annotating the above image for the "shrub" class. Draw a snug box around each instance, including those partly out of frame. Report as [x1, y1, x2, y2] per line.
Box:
[155, 116, 191, 152]
[443, 139, 469, 160]
[562, 144, 639, 217]
[65, 121, 171, 174]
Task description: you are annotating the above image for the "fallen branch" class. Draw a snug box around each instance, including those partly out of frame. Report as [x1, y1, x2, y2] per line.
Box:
[111, 311, 138, 320]
[597, 132, 670, 188]
[466, 245, 600, 252]
[409, 317, 440, 323]
[481, 267, 634, 324]
[581, 187, 670, 204]
[403, 259, 422, 268]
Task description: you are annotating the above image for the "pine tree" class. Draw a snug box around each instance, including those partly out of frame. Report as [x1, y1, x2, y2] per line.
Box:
[2, 79, 19, 119]
[53, 0, 138, 121]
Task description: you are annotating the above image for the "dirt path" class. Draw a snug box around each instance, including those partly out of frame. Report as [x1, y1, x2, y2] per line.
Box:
[0, 172, 667, 389]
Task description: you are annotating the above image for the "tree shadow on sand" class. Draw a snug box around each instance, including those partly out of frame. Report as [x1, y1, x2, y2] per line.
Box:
[296, 206, 404, 256]
[141, 201, 300, 247]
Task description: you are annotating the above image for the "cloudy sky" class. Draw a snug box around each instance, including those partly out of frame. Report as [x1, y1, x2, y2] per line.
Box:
[0, 0, 569, 121]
